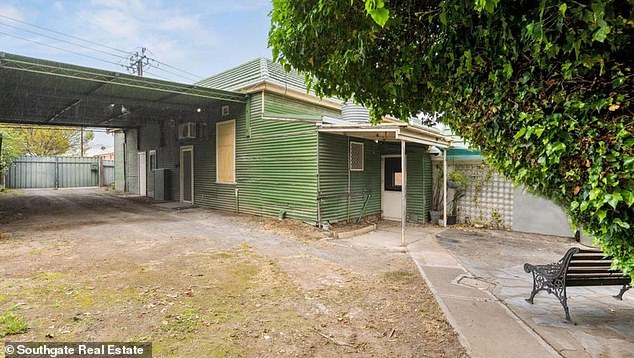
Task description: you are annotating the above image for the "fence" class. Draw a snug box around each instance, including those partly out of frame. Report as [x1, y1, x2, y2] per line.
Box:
[4, 156, 115, 189]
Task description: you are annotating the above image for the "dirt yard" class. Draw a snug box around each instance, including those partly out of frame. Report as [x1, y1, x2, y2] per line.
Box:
[0, 189, 466, 357]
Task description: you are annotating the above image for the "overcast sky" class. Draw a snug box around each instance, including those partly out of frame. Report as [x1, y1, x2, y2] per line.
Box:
[0, 0, 273, 146]
[0, 0, 273, 82]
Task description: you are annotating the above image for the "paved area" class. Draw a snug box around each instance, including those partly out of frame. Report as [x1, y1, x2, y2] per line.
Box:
[436, 229, 634, 358]
[344, 225, 634, 358]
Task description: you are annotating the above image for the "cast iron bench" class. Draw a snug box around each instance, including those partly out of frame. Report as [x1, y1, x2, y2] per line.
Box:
[524, 247, 631, 321]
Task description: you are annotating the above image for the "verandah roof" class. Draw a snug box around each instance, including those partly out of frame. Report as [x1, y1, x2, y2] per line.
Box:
[317, 122, 452, 148]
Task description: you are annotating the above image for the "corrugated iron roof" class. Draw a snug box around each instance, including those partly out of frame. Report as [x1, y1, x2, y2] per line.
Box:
[197, 58, 308, 93]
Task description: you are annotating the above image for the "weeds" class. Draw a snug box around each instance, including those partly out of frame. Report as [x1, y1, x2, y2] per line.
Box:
[0, 311, 28, 337]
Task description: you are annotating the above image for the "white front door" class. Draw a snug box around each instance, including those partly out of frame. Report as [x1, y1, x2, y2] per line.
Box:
[382, 156, 402, 220]
[180, 146, 194, 203]
[138, 152, 147, 196]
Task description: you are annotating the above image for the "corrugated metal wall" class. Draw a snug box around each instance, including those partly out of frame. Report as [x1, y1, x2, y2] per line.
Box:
[6, 156, 100, 188]
[129, 92, 322, 223]
[102, 160, 115, 186]
[264, 92, 340, 120]
[318, 133, 381, 223]
[319, 139, 432, 224]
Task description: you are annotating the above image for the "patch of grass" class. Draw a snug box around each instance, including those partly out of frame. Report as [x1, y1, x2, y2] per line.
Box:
[382, 270, 418, 284]
[33, 271, 68, 281]
[28, 248, 43, 255]
[160, 307, 201, 335]
[0, 311, 29, 337]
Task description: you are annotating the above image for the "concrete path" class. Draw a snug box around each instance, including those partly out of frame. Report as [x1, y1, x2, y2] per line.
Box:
[341, 225, 561, 358]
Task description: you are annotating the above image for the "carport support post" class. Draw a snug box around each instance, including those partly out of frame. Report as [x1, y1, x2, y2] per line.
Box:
[54, 157, 59, 190]
[443, 148, 447, 227]
[401, 140, 406, 246]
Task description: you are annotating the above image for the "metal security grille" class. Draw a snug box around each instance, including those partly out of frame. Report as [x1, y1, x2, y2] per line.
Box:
[349, 142, 364, 171]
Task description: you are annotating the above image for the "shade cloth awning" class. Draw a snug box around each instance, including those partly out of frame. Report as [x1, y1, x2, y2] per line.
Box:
[0, 52, 247, 128]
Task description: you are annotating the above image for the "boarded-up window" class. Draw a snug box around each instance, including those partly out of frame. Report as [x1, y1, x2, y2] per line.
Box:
[350, 142, 364, 171]
[216, 120, 235, 183]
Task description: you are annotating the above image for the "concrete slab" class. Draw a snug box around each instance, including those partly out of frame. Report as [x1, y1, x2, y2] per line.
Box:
[435, 228, 634, 358]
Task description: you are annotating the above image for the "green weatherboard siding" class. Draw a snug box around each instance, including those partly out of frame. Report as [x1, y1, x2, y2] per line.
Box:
[194, 92, 320, 223]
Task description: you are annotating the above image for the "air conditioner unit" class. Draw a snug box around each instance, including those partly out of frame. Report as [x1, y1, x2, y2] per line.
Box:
[178, 122, 196, 139]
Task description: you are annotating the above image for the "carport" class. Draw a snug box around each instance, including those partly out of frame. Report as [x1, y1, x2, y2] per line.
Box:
[0, 52, 247, 194]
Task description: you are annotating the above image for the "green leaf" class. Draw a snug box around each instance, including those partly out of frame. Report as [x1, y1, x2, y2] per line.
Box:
[593, 25, 610, 42]
[596, 209, 607, 223]
[369, 8, 390, 27]
[589, 188, 601, 201]
[623, 191, 634, 207]
[605, 192, 622, 209]
[559, 3, 567, 15]
[514, 128, 527, 140]
[614, 219, 630, 229]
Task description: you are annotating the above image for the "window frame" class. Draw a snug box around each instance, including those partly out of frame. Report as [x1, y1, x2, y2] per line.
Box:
[148, 150, 157, 171]
[349, 141, 364, 172]
[215, 119, 236, 184]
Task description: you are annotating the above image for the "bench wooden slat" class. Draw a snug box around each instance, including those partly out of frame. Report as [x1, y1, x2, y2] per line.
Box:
[567, 273, 629, 279]
[567, 268, 625, 275]
[577, 248, 604, 254]
[568, 260, 612, 267]
[567, 277, 631, 287]
[569, 254, 609, 260]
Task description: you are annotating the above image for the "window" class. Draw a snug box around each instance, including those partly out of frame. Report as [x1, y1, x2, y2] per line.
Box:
[350, 142, 364, 171]
[149, 150, 157, 171]
[384, 157, 402, 191]
[216, 120, 235, 183]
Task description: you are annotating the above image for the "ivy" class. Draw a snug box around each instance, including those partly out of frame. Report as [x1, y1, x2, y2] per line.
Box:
[270, 0, 634, 277]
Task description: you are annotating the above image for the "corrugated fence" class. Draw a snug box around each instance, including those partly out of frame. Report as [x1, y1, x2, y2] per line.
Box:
[5, 156, 114, 189]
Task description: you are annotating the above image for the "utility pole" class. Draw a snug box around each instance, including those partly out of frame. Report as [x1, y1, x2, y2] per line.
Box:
[125, 47, 153, 77]
[80, 127, 84, 157]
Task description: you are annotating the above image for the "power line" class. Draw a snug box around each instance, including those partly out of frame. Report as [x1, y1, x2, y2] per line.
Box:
[0, 30, 125, 69]
[0, 14, 205, 84]
[0, 13, 128, 55]
[143, 70, 174, 82]
[0, 21, 128, 62]
[150, 59, 203, 81]
[147, 63, 200, 83]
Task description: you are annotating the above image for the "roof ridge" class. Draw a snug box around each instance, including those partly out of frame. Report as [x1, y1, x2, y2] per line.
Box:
[260, 58, 269, 80]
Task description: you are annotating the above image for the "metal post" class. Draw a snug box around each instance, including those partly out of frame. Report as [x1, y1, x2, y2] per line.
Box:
[401, 140, 406, 246]
[443, 148, 447, 227]
[54, 157, 59, 189]
[98, 157, 103, 187]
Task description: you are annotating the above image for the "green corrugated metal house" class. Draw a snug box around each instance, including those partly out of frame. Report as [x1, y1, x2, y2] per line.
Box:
[118, 58, 452, 225]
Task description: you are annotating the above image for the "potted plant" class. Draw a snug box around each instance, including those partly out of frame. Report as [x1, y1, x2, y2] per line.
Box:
[447, 171, 468, 225]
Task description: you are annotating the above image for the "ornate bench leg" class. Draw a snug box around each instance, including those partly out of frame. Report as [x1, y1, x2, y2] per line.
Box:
[551, 281, 572, 322]
[613, 284, 631, 300]
[526, 284, 539, 304]
[524, 267, 544, 304]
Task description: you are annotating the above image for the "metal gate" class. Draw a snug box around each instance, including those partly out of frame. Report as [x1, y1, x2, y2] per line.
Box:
[5, 156, 115, 189]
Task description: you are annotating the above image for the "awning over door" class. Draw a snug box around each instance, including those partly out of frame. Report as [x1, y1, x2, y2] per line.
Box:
[318, 121, 453, 244]
[317, 122, 452, 148]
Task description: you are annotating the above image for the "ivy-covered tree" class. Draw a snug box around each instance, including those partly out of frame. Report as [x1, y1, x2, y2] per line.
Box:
[270, 1, 634, 275]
